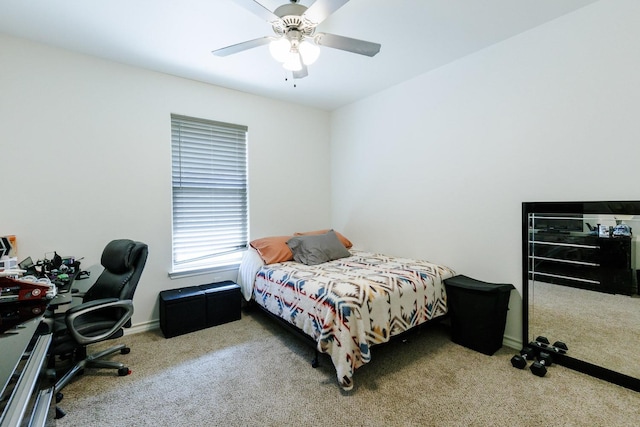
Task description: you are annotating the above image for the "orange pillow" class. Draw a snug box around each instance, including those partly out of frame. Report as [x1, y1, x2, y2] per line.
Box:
[250, 236, 294, 264]
[293, 229, 353, 249]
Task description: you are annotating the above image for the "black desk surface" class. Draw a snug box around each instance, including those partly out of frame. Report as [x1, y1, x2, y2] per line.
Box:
[0, 317, 41, 398]
[0, 292, 71, 399]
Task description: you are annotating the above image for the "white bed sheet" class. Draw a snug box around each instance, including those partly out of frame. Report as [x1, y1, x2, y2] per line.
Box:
[236, 248, 265, 301]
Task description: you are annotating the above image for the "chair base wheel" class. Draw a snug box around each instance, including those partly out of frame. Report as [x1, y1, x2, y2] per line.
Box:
[118, 367, 131, 376]
[55, 406, 66, 419]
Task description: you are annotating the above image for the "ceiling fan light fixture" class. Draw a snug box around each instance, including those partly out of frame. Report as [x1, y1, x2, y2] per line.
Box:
[269, 37, 291, 63]
[213, 0, 381, 80]
[299, 39, 320, 65]
[282, 52, 303, 71]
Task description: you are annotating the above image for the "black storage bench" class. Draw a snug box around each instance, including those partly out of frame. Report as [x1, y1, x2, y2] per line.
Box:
[159, 281, 242, 338]
[443, 275, 514, 355]
[159, 286, 206, 338]
[198, 281, 242, 327]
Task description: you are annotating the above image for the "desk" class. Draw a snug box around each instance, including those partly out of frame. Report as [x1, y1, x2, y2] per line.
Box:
[48, 293, 72, 310]
[0, 315, 54, 426]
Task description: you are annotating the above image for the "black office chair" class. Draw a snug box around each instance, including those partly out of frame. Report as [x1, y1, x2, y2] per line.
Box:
[52, 239, 148, 395]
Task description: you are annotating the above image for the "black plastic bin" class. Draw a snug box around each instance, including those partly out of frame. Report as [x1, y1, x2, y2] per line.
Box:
[198, 281, 242, 327]
[159, 286, 206, 338]
[444, 275, 514, 355]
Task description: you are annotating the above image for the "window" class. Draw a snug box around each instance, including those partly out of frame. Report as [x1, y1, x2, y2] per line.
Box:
[170, 114, 248, 275]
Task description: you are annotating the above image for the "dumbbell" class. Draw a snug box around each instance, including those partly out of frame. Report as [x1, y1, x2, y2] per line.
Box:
[510, 346, 536, 369]
[532, 336, 568, 355]
[527, 336, 550, 353]
[530, 351, 553, 377]
[535, 336, 568, 351]
[535, 336, 550, 346]
[530, 336, 554, 352]
[552, 341, 568, 354]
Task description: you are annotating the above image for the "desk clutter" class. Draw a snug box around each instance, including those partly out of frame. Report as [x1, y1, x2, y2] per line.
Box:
[20, 252, 85, 293]
[1, 251, 86, 292]
[1, 250, 87, 335]
[159, 281, 241, 338]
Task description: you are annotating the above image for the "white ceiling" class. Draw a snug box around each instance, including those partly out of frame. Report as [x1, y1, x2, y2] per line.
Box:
[0, 0, 599, 111]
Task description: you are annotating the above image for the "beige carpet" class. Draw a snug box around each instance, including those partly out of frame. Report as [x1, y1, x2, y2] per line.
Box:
[56, 309, 639, 427]
[530, 281, 640, 379]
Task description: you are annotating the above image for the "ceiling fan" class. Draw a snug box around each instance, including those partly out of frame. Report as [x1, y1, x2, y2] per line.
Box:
[212, 0, 381, 79]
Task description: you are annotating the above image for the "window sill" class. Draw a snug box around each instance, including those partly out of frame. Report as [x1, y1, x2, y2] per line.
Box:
[168, 262, 240, 280]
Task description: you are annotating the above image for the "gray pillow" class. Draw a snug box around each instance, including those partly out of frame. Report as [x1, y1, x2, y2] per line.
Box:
[286, 230, 351, 265]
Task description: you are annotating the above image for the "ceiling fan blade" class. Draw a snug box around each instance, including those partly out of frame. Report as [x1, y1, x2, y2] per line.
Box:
[303, 0, 350, 25]
[234, 0, 281, 24]
[293, 65, 309, 79]
[315, 33, 381, 57]
[212, 36, 274, 57]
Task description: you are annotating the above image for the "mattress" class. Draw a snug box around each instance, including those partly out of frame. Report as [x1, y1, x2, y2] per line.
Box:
[240, 249, 456, 390]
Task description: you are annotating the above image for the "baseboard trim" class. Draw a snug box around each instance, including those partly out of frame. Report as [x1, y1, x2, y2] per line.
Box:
[502, 334, 521, 351]
[124, 320, 524, 351]
[125, 320, 159, 335]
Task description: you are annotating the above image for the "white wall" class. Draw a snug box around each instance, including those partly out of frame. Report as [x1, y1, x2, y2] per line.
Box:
[0, 35, 331, 328]
[330, 0, 640, 346]
[3, 0, 639, 345]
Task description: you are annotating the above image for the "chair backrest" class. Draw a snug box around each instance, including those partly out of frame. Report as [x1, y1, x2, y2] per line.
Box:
[83, 239, 148, 304]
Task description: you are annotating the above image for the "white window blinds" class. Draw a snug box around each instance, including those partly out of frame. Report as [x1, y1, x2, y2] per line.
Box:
[171, 114, 248, 271]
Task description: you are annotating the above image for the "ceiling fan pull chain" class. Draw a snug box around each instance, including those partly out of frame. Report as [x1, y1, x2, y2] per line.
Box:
[283, 71, 297, 88]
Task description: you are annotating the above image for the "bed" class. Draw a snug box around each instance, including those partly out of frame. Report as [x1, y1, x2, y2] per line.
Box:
[237, 231, 456, 391]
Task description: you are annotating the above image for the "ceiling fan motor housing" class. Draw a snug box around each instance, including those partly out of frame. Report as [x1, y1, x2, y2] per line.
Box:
[272, 2, 316, 37]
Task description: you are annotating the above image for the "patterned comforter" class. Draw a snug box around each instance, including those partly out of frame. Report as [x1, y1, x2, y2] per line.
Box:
[253, 250, 456, 391]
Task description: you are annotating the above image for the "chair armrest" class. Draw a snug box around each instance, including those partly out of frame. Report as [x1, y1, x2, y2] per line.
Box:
[65, 297, 119, 315]
[65, 298, 134, 345]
